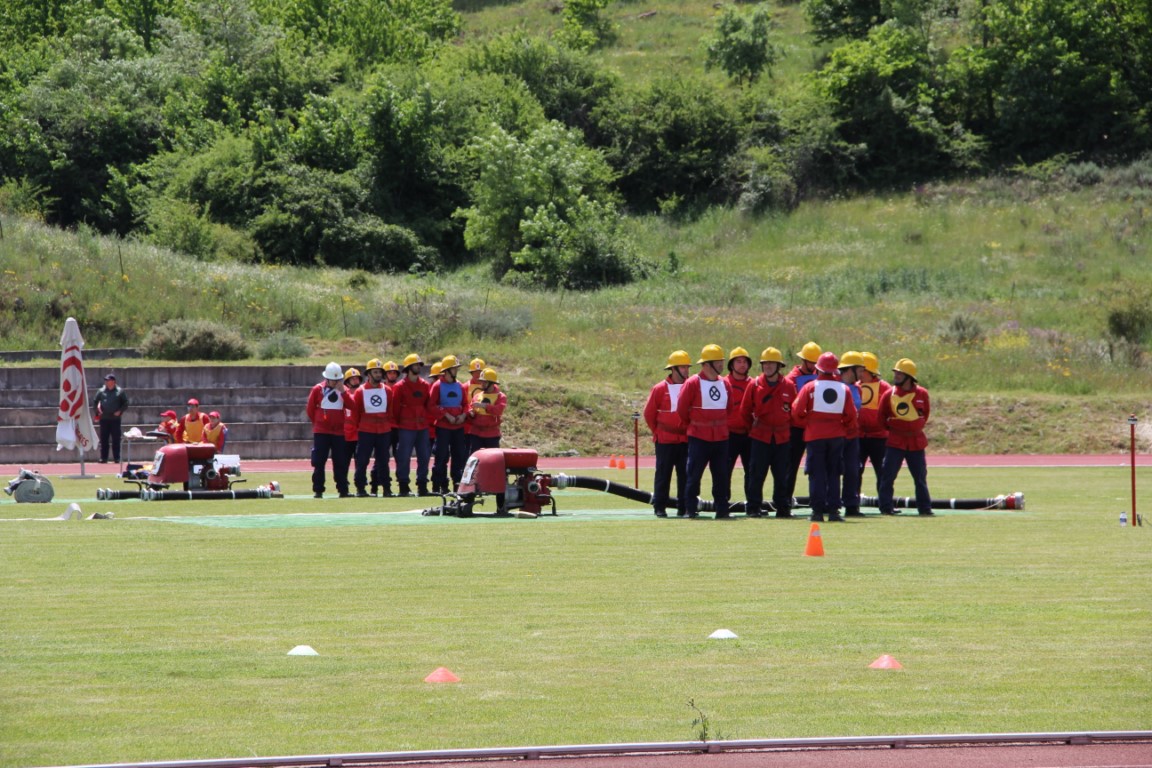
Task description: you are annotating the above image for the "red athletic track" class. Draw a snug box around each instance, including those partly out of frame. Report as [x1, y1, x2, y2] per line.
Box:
[6, 453, 1151, 477]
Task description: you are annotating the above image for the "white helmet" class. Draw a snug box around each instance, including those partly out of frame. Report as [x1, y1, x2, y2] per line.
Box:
[323, 362, 343, 381]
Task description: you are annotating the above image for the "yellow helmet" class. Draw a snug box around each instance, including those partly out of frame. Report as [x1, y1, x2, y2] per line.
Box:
[759, 347, 784, 365]
[893, 358, 918, 379]
[366, 358, 384, 371]
[440, 355, 461, 371]
[469, 357, 486, 372]
[343, 367, 361, 382]
[665, 350, 691, 369]
[429, 361, 443, 377]
[401, 353, 423, 371]
[861, 352, 880, 375]
[383, 360, 400, 373]
[727, 346, 752, 368]
[481, 367, 499, 384]
[697, 344, 725, 364]
[797, 341, 822, 363]
[838, 350, 865, 369]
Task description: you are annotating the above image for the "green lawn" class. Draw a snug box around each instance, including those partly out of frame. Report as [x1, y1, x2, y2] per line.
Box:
[1, 467, 1149, 767]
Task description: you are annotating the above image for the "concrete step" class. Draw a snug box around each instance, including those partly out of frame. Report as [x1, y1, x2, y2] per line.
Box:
[0, 421, 314, 446]
[1, 404, 310, 426]
[1, 439, 314, 465]
[0, 365, 359, 390]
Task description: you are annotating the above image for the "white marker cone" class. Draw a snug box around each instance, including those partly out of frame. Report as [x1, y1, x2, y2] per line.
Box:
[708, 629, 738, 639]
[287, 645, 319, 656]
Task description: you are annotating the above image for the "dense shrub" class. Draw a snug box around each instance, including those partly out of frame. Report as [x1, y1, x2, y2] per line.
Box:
[141, 319, 251, 360]
[258, 331, 310, 359]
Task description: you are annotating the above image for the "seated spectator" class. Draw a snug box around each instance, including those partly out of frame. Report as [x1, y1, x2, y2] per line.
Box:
[205, 411, 228, 451]
[175, 398, 212, 443]
[157, 410, 179, 442]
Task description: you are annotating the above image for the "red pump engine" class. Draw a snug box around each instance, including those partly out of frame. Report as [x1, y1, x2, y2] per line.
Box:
[124, 443, 245, 491]
[424, 448, 554, 518]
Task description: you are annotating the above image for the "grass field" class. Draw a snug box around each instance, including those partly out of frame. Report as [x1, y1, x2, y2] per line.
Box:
[1, 466, 1149, 767]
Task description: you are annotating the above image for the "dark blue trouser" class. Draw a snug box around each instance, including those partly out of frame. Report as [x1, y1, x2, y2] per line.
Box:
[727, 432, 750, 475]
[859, 436, 886, 496]
[878, 446, 932, 514]
[806, 436, 844, 518]
[469, 434, 501, 454]
[99, 418, 122, 462]
[841, 437, 861, 510]
[395, 428, 431, 491]
[433, 427, 469, 491]
[311, 433, 348, 495]
[653, 441, 688, 514]
[785, 426, 807, 500]
[746, 437, 791, 514]
[355, 431, 392, 493]
[685, 436, 730, 517]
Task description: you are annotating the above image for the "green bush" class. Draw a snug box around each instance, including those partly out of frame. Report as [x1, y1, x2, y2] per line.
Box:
[938, 312, 986, 348]
[141, 319, 251, 360]
[257, 332, 310, 359]
[1106, 288, 1152, 344]
[466, 307, 534, 340]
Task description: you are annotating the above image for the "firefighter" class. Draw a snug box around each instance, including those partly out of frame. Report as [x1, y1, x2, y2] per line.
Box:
[340, 367, 362, 489]
[175, 398, 211, 444]
[205, 411, 228, 451]
[429, 355, 470, 494]
[792, 352, 857, 523]
[740, 347, 797, 518]
[675, 344, 734, 519]
[725, 346, 754, 491]
[393, 354, 432, 497]
[784, 341, 822, 504]
[643, 350, 691, 518]
[878, 358, 934, 516]
[857, 351, 891, 498]
[467, 368, 506, 452]
[306, 362, 353, 498]
[157, 410, 179, 442]
[464, 357, 486, 455]
[352, 359, 394, 497]
[382, 360, 402, 490]
[837, 351, 866, 517]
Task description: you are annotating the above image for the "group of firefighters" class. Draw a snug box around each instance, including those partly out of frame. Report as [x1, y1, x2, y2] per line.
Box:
[307, 356, 506, 499]
[644, 342, 932, 520]
[156, 399, 229, 450]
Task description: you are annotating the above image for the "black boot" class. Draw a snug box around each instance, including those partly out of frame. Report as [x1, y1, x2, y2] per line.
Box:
[400, 484, 414, 497]
[844, 506, 865, 517]
[418, 484, 432, 497]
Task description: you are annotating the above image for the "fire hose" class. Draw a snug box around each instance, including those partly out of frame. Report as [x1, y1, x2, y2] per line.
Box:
[96, 486, 282, 501]
[552, 475, 1024, 512]
[4, 469, 56, 503]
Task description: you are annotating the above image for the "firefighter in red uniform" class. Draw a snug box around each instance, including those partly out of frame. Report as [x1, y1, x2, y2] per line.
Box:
[340, 367, 362, 493]
[467, 368, 506, 452]
[857, 351, 891, 499]
[675, 344, 734, 519]
[393, 353, 432, 497]
[878, 358, 934, 516]
[428, 355, 470, 494]
[175, 398, 211, 444]
[643, 350, 691, 518]
[785, 341, 822, 504]
[383, 360, 402, 488]
[352, 359, 394, 497]
[792, 351, 857, 523]
[306, 362, 353, 498]
[464, 358, 485, 455]
[740, 347, 797, 518]
[725, 346, 754, 492]
[837, 351, 866, 517]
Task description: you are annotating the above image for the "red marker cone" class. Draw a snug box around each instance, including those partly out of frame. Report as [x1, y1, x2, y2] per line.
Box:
[868, 655, 903, 670]
[608, 455, 618, 468]
[618, 455, 627, 469]
[424, 667, 461, 683]
[804, 523, 824, 557]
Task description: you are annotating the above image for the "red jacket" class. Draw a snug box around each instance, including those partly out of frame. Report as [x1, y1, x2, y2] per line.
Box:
[392, 376, 432, 431]
[724, 374, 753, 435]
[675, 374, 732, 442]
[793, 376, 858, 442]
[643, 377, 687, 445]
[880, 384, 930, 451]
[344, 385, 360, 441]
[468, 386, 506, 438]
[428, 378, 470, 430]
[307, 382, 352, 436]
[350, 382, 394, 434]
[857, 378, 892, 438]
[740, 374, 796, 444]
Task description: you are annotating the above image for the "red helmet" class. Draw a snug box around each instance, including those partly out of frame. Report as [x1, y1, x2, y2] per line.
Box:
[816, 352, 840, 374]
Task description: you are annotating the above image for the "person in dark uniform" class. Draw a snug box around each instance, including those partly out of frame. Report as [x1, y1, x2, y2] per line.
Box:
[93, 373, 128, 464]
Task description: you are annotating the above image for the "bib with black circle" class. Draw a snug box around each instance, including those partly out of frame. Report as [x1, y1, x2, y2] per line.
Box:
[321, 387, 343, 410]
[890, 391, 920, 421]
[812, 380, 846, 414]
[701, 379, 727, 410]
[859, 381, 880, 410]
[363, 387, 388, 414]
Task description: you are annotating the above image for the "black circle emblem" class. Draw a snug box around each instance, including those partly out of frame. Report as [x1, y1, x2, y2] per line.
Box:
[896, 402, 910, 416]
[708, 386, 722, 402]
[326, 391, 340, 403]
[369, 393, 384, 408]
[860, 386, 874, 406]
[822, 387, 839, 405]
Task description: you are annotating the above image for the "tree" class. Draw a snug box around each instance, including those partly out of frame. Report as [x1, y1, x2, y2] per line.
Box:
[705, 3, 780, 85]
[555, 0, 615, 52]
[805, 0, 886, 42]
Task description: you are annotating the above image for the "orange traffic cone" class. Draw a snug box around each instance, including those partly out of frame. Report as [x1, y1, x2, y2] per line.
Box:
[618, 455, 627, 469]
[608, 455, 619, 468]
[424, 667, 461, 683]
[868, 655, 903, 670]
[804, 523, 824, 557]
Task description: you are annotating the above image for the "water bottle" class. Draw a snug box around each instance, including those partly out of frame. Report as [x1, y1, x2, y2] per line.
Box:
[1120, 511, 1128, 526]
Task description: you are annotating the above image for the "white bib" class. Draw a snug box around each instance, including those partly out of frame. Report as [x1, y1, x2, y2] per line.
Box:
[320, 387, 344, 411]
[700, 379, 728, 410]
[362, 387, 388, 414]
[667, 383, 682, 410]
[812, 380, 846, 414]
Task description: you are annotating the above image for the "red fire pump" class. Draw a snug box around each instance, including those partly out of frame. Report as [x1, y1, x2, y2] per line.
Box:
[423, 448, 555, 518]
[98, 443, 247, 499]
